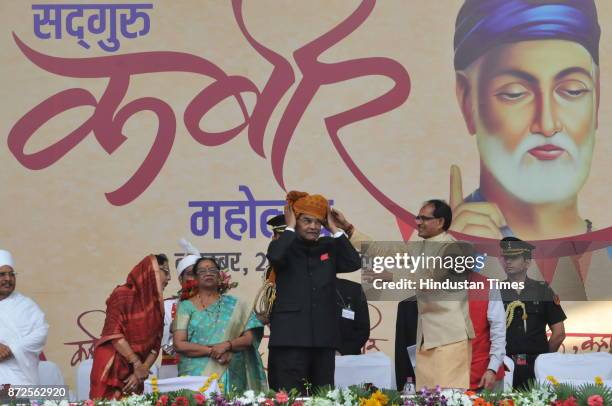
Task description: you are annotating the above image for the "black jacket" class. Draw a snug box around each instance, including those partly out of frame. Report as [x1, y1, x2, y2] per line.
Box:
[336, 278, 370, 355]
[395, 296, 418, 390]
[266, 230, 361, 348]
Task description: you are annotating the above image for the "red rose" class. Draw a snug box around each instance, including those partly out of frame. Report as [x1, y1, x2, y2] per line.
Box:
[588, 395, 603, 406]
[175, 396, 189, 406]
[565, 396, 578, 406]
[275, 391, 289, 403]
[193, 393, 206, 405]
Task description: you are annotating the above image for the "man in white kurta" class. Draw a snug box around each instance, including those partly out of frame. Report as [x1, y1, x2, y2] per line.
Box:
[159, 241, 200, 378]
[162, 253, 199, 349]
[0, 250, 49, 385]
[334, 200, 475, 388]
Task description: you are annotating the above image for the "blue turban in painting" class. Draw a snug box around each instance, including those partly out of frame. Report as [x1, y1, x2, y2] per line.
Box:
[454, 0, 601, 70]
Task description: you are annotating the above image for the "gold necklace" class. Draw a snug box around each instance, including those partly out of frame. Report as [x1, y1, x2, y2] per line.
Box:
[198, 293, 223, 327]
[198, 293, 220, 309]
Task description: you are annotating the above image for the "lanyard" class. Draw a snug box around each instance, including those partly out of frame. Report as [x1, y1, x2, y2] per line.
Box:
[336, 289, 351, 310]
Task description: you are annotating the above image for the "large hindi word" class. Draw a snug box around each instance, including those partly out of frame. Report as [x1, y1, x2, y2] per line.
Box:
[10, 0, 413, 227]
[33, 3, 152, 52]
[174, 249, 367, 276]
[189, 185, 333, 241]
[554, 332, 612, 354]
[64, 309, 105, 366]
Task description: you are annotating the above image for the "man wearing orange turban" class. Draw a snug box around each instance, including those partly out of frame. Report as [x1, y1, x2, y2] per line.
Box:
[266, 191, 361, 394]
[286, 191, 329, 223]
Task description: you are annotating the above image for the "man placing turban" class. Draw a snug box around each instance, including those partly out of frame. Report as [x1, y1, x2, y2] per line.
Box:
[265, 191, 361, 394]
[449, 0, 600, 241]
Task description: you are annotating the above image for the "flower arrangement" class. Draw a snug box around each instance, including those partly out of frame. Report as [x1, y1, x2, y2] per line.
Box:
[150, 377, 159, 394]
[218, 270, 238, 295]
[26, 378, 612, 406]
[544, 376, 612, 406]
[178, 279, 199, 300]
[358, 390, 389, 406]
[198, 373, 219, 393]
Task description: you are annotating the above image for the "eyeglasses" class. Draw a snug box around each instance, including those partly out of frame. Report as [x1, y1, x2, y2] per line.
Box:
[195, 268, 220, 276]
[0, 271, 16, 278]
[415, 215, 438, 221]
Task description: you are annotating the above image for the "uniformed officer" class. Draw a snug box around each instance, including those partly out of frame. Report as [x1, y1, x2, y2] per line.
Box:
[267, 214, 288, 240]
[499, 237, 567, 389]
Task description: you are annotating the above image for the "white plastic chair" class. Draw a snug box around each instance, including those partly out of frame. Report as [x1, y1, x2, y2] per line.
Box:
[38, 360, 65, 385]
[535, 352, 612, 386]
[335, 352, 395, 389]
[75, 358, 93, 401]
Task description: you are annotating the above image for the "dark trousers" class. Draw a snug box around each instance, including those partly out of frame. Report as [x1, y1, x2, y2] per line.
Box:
[512, 355, 537, 390]
[268, 347, 335, 394]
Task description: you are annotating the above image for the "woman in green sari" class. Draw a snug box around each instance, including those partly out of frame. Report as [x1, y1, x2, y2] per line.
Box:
[173, 257, 267, 393]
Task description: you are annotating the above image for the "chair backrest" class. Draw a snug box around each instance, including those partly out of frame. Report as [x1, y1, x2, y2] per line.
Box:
[535, 352, 612, 384]
[38, 360, 65, 386]
[76, 358, 94, 401]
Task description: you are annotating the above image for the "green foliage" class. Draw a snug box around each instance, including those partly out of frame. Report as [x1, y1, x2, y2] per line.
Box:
[34, 381, 612, 406]
[552, 382, 578, 402]
[311, 384, 334, 398]
[574, 383, 612, 406]
[478, 388, 506, 404]
[380, 388, 402, 405]
[347, 384, 372, 399]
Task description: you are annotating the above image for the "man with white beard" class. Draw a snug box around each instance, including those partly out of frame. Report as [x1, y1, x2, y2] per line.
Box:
[0, 250, 49, 385]
[449, 0, 600, 241]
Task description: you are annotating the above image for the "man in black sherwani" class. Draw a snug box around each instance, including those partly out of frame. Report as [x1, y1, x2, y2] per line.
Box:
[266, 191, 361, 394]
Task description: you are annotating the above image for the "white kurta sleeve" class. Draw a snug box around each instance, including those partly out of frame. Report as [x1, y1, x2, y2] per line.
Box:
[487, 287, 506, 372]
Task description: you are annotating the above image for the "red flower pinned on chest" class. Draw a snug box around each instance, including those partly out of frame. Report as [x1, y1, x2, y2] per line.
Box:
[179, 279, 199, 300]
[320, 253, 329, 261]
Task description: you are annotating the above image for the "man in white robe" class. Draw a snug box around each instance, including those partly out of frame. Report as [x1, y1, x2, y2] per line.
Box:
[0, 249, 49, 385]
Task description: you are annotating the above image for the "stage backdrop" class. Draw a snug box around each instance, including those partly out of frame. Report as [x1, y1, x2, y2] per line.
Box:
[1, 0, 611, 389]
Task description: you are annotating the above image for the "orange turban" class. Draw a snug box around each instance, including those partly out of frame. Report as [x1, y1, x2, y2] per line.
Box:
[286, 191, 328, 222]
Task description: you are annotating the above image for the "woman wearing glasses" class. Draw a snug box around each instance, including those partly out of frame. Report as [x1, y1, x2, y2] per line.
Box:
[173, 257, 267, 393]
